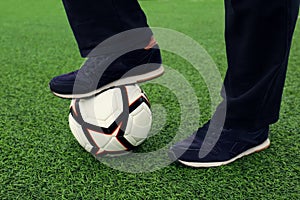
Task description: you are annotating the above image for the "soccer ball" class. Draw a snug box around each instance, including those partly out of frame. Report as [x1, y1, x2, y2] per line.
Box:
[68, 84, 152, 157]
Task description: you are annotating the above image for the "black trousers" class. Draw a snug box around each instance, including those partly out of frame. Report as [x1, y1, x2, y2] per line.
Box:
[62, 0, 300, 129]
[62, 0, 151, 57]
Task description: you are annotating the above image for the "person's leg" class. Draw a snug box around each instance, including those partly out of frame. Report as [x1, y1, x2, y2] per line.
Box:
[50, 0, 163, 99]
[170, 0, 300, 167]
[62, 0, 152, 57]
[222, 0, 300, 130]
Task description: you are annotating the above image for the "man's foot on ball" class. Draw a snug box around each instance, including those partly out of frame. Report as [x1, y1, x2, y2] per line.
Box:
[49, 38, 163, 99]
[169, 121, 270, 168]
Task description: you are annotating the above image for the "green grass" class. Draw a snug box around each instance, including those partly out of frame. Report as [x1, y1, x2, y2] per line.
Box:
[0, 0, 300, 199]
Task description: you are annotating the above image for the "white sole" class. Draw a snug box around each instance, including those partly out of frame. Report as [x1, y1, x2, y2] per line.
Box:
[52, 66, 164, 99]
[178, 138, 270, 168]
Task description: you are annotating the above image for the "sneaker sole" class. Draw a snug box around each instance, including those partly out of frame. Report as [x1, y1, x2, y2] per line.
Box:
[52, 65, 164, 99]
[178, 138, 270, 168]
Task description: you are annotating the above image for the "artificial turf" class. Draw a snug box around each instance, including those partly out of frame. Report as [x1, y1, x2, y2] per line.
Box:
[0, 0, 299, 199]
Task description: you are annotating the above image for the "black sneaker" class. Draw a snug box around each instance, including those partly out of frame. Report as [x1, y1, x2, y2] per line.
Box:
[169, 121, 270, 167]
[49, 43, 163, 99]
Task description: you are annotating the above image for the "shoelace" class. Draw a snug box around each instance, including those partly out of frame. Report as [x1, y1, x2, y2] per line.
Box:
[81, 56, 112, 77]
[75, 55, 118, 86]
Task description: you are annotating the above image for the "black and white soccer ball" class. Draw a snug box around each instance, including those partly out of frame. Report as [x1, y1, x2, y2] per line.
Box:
[68, 84, 152, 157]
